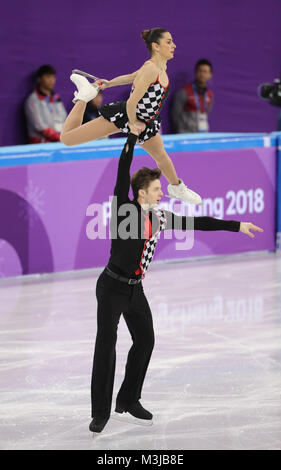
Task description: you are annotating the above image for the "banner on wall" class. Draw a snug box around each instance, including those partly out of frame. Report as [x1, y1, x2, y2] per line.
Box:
[0, 141, 276, 279]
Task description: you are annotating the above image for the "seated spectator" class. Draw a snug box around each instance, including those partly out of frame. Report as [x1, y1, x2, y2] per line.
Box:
[171, 59, 213, 133]
[82, 91, 103, 124]
[25, 65, 67, 144]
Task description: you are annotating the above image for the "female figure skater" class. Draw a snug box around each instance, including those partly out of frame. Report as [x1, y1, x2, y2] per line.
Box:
[60, 28, 202, 205]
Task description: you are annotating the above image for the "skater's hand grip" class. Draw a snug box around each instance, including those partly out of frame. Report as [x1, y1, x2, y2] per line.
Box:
[98, 79, 110, 90]
[72, 69, 108, 88]
[128, 120, 146, 135]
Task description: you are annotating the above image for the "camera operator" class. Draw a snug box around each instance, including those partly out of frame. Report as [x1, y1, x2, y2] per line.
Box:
[259, 79, 281, 130]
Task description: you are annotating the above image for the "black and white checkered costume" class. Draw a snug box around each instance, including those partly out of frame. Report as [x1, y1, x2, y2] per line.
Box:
[132, 78, 169, 122]
[139, 207, 167, 278]
[98, 77, 169, 144]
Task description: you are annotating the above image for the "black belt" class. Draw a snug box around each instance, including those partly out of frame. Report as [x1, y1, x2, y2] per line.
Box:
[105, 267, 142, 285]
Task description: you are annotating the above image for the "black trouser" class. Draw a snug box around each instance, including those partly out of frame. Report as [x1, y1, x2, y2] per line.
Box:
[91, 269, 155, 419]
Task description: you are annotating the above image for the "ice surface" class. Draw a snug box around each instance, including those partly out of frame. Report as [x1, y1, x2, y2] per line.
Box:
[0, 252, 281, 450]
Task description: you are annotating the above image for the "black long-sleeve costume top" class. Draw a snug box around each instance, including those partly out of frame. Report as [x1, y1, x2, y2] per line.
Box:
[107, 134, 240, 279]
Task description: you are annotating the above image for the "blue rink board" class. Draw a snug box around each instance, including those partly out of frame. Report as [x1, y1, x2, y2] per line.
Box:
[277, 134, 281, 235]
[0, 132, 279, 168]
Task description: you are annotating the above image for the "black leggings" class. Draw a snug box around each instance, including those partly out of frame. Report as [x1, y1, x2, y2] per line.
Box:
[91, 269, 155, 419]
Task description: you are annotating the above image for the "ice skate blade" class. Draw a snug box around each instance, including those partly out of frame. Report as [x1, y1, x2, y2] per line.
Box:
[72, 69, 107, 84]
[165, 195, 202, 205]
[111, 411, 153, 426]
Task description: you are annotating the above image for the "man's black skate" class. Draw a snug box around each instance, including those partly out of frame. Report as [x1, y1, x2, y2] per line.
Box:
[112, 401, 153, 426]
[89, 416, 109, 433]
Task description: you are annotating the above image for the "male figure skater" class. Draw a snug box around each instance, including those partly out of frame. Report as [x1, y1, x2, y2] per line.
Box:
[90, 129, 263, 433]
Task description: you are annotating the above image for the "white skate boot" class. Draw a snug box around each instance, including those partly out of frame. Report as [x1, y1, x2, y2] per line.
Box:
[70, 73, 99, 103]
[167, 179, 202, 205]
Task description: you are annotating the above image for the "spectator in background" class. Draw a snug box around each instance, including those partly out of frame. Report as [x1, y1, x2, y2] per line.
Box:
[82, 91, 103, 124]
[171, 59, 213, 133]
[25, 65, 67, 143]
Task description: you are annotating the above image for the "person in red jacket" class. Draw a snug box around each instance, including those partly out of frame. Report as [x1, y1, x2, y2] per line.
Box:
[25, 65, 67, 144]
[172, 59, 213, 133]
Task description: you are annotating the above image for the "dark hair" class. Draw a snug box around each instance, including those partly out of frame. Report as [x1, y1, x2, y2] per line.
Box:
[195, 59, 213, 72]
[131, 167, 162, 200]
[141, 28, 168, 55]
[35, 64, 56, 78]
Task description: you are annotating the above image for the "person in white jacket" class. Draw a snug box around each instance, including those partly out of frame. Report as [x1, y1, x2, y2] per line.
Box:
[25, 65, 67, 144]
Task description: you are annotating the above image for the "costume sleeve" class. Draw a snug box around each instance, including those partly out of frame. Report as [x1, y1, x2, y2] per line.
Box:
[164, 211, 241, 232]
[113, 133, 138, 202]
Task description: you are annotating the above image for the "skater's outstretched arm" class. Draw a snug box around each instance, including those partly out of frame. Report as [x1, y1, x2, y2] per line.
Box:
[114, 133, 138, 204]
[102, 70, 139, 89]
[164, 212, 263, 237]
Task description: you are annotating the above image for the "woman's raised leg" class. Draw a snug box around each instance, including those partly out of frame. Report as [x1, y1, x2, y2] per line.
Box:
[60, 104, 118, 146]
[140, 133, 179, 184]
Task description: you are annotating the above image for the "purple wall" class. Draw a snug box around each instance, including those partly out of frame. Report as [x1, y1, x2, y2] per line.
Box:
[1, 0, 281, 146]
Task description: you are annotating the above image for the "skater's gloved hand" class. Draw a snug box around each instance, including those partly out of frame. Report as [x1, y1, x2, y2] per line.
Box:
[239, 222, 263, 238]
[128, 120, 146, 135]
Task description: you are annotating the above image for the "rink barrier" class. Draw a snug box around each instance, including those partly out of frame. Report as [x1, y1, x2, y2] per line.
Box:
[0, 132, 279, 278]
[0, 133, 277, 168]
[276, 133, 281, 249]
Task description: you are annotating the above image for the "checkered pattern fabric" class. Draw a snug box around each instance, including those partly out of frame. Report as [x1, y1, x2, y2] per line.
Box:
[98, 87, 167, 143]
[109, 110, 124, 122]
[115, 122, 162, 139]
[140, 208, 167, 278]
[130, 80, 169, 122]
